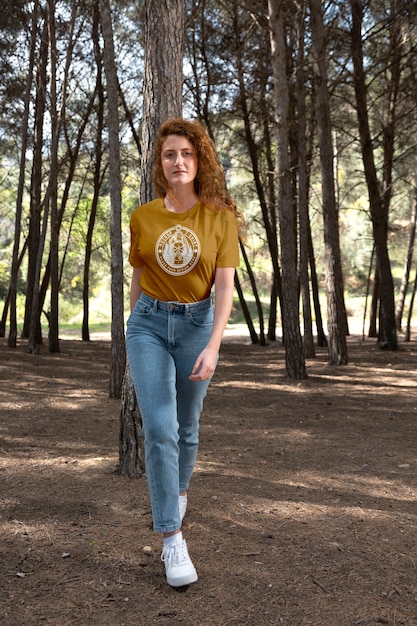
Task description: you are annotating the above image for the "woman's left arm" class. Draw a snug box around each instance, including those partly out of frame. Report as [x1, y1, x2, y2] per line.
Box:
[189, 267, 235, 381]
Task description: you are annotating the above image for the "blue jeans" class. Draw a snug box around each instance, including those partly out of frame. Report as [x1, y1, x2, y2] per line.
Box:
[126, 292, 214, 533]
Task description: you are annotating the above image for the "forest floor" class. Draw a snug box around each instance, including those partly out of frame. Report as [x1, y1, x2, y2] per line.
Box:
[1, 328, 417, 626]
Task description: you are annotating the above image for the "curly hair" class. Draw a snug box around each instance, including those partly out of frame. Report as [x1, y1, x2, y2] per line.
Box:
[153, 117, 244, 230]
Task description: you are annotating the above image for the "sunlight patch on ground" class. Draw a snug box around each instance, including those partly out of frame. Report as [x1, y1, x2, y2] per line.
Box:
[0, 450, 116, 471]
[308, 370, 417, 388]
[279, 472, 417, 502]
[214, 379, 283, 390]
[195, 461, 416, 505]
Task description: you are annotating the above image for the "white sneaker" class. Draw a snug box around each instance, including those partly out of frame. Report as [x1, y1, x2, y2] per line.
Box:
[161, 539, 198, 587]
[179, 495, 187, 521]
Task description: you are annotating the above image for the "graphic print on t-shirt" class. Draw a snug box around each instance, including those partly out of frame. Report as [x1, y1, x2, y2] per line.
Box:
[155, 225, 201, 276]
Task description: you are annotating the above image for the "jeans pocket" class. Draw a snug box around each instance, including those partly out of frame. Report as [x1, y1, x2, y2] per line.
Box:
[135, 299, 153, 316]
[188, 306, 213, 328]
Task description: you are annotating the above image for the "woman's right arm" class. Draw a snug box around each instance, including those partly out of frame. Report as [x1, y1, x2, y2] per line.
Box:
[130, 266, 143, 312]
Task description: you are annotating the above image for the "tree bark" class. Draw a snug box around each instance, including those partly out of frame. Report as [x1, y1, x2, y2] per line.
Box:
[268, 0, 306, 379]
[47, 0, 60, 354]
[118, 364, 145, 477]
[100, 0, 126, 397]
[7, 0, 39, 347]
[24, 15, 48, 346]
[234, 272, 259, 344]
[310, 0, 348, 365]
[296, 1, 315, 358]
[395, 183, 417, 330]
[118, 0, 186, 477]
[405, 266, 417, 342]
[83, 0, 105, 343]
[239, 239, 266, 345]
[350, 0, 397, 350]
[140, 0, 184, 203]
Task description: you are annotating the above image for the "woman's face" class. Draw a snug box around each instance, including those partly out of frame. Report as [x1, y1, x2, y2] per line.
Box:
[161, 134, 198, 190]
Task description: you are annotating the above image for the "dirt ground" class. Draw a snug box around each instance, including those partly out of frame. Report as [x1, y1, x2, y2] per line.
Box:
[1, 330, 417, 626]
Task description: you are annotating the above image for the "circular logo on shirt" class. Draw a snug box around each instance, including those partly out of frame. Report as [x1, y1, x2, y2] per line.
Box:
[156, 225, 201, 275]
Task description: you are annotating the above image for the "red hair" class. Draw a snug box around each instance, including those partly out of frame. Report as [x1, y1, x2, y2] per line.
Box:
[153, 118, 244, 230]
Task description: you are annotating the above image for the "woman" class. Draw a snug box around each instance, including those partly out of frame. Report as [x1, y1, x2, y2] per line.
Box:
[126, 118, 242, 588]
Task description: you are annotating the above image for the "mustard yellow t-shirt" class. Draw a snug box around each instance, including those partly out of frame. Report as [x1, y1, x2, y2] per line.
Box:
[128, 198, 240, 302]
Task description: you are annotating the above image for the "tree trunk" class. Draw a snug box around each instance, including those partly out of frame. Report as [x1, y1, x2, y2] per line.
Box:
[100, 0, 126, 397]
[268, 276, 279, 342]
[395, 182, 417, 331]
[264, 117, 281, 342]
[350, 0, 397, 350]
[307, 217, 327, 347]
[239, 239, 266, 345]
[83, 0, 105, 343]
[405, 266, 417, 342]
[234, 272, 259, 344]
[1, 240, 29, 338]
[140, 0, 184, 203]
[296, 1, 315, 358]
[268, 0, 306, 379]
[369, 268, 379, 338]
[232, 5, 281, 344]
[36, 86, 97, 329]
[310, 0, 348, 365]
[118, 365, 145, 477]
[118, 0, 186, 477]
[7, 0, 39, 347]
[24, 15, 48, 345]
[47, 0, 60, 354]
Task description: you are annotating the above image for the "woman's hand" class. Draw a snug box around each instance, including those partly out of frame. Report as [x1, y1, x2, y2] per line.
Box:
[189, 346, 218, 381]
[189, 267, 236, 382]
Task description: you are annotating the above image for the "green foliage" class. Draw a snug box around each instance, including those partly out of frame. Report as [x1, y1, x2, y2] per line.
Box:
[0, 0, 417, 340]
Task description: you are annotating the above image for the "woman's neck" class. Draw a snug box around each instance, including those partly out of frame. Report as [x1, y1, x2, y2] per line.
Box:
[164, 188, 199, 214]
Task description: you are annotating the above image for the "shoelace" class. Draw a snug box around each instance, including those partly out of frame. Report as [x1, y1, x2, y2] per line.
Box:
[161, 540, 187, 565]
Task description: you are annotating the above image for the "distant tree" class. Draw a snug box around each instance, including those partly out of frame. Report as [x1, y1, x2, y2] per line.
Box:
[26, 15, 48, 349]
[7, 1, 39, 347]
[396, 184, 417, 331]
[231, 2, 278, 346]
[350, 0, 398, 350]
[82, 0, 104, 343]
[405, 262, 417, 342]
[310, 0, 348, 364]
[295, 0, 315, 358]
[47, 0, 60, 354]
[100, 0, 126, 397]
[268, 0, 306, 379]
